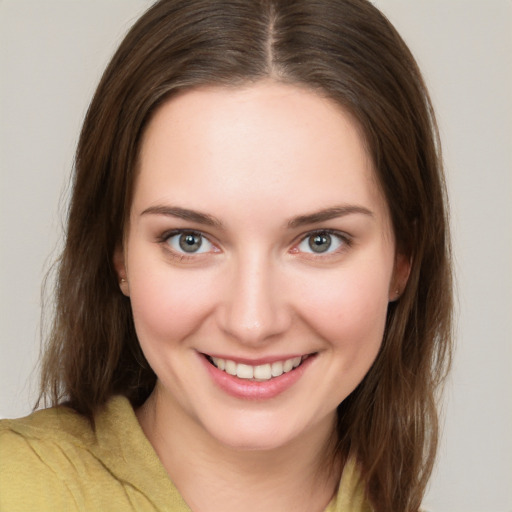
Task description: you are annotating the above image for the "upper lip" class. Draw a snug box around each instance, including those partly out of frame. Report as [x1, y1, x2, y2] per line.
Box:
[200, 352, 315, 366]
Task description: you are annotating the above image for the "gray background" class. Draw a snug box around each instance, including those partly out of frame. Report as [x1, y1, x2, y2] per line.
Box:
[1, 1, 511, 511]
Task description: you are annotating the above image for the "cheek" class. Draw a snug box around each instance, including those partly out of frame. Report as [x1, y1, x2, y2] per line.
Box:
[295, 265, 391, 352]
[127, 260, 218, 345]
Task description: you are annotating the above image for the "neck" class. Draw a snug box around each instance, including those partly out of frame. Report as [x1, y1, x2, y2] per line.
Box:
[136, 387, 341, 512]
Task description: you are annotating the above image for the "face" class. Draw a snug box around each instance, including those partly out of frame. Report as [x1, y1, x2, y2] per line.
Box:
[116, 82, 408, 452]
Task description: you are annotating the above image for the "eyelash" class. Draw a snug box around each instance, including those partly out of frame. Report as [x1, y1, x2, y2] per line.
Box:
[157, 228, 352, 260]
[293, 229, 352, 256]
[158, 229, 217, 261]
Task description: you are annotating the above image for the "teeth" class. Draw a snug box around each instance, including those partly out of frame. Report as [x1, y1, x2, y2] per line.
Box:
[225, 359, 237, 376]
[212, 357, 225, 370]
[236, 363, 253, 379]
[253, 363, 271, 380]
[283, 359, 293, 372]
[271, 361, 283, 377]
[209, 355, 305, 381]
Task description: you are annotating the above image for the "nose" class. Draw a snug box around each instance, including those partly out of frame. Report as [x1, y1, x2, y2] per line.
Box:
[216, 252, 291, 346]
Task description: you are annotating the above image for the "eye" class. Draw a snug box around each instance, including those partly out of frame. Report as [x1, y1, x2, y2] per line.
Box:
[165, 231, 214, 254]
[296, 231, 347, 254]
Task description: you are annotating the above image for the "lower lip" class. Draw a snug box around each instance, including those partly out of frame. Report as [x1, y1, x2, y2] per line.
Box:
[199, 353, 316, 400]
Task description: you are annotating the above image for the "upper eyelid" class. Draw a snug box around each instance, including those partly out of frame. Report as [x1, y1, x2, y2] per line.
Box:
[157, 228, 352, 251]
[290, 229, 352, 258]
[159, 229, 219, 254]
[296, 228, 352, 244]
[160, 228, 213, 241]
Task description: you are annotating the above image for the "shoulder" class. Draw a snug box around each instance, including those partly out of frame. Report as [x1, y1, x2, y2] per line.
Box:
[0, 396, 164, 511]
[0, 405, 93, 510]
[0, 396, 186, 511]
[0, 401, 96, 444]
[0, 401, 99, 461]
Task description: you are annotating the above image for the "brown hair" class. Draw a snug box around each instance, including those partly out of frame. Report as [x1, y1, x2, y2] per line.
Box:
[39, 1, 452, 510]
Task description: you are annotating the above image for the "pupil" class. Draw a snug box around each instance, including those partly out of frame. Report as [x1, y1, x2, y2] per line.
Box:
[179, 233, 202, 252]
[309, 233, 331, 253]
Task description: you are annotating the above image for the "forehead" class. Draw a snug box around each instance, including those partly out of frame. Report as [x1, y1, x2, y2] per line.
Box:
[134, 81, 387, 222]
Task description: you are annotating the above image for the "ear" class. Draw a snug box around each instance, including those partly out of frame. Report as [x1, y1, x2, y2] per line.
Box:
[113, 244, 130, 297]
[389, 251, 411, 302]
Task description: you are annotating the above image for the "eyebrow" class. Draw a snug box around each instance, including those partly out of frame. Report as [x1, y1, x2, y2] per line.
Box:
[287, 205, 373, 228]
[140, 204, 373, 229]
[141, 205, 224, 227]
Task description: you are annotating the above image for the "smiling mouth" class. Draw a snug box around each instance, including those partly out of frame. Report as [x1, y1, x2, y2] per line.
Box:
[205, 354, 313, 381]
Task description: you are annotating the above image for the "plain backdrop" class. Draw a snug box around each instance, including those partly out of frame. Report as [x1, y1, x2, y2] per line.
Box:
[0, 1, 511, 511]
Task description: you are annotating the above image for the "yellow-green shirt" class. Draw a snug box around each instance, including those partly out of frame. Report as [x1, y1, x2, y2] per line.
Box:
[0, 396, 371, 511]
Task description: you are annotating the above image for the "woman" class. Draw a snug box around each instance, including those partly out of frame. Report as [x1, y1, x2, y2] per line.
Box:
[0, 1, 452, 511]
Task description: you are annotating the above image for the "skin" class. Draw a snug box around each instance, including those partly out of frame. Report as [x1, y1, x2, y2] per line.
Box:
[115, 81, 409, 512]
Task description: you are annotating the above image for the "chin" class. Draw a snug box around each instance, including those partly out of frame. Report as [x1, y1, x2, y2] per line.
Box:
[202, 404, 337, 454]
[200, 413, 302, 452]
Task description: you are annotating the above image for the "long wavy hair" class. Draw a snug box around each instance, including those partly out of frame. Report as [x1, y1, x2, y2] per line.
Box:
[39, 1, 453, 510]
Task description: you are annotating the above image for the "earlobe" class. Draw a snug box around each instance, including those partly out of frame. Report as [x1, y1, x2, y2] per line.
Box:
[389, 252, 412, 302]
[113, 244, 130, 297]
